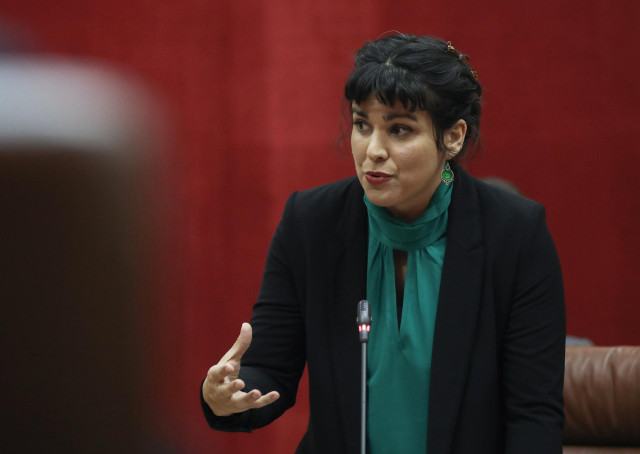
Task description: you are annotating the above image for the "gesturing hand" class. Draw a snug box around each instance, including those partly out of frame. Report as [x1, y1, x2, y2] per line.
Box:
[202, 323, 280, 416]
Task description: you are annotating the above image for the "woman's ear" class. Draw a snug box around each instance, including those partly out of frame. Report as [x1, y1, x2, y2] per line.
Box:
[444, 119, 467, 157]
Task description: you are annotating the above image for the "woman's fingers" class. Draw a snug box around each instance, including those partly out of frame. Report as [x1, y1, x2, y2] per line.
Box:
[203, 323, 279, 416]
[205, 386, 280, 417]
[231, 389, 280, 410]
[215, 378, 245, 396]
[219, 323, 252, 365]
[206, 362, 235, 384]
[254, 390, 280, 408]
[206, 323, 250, 388]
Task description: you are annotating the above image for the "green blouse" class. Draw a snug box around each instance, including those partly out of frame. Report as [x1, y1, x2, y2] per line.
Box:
[365, 181, 452, 453]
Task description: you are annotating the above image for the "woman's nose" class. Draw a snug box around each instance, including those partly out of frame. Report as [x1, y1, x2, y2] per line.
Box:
[366, 132, 388, 160]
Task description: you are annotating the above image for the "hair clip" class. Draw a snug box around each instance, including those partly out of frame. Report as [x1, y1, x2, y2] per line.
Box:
[446, 41, 457, 54]
[447, 40, 479, 80]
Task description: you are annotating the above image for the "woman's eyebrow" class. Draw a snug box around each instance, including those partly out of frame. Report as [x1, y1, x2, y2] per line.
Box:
[352, 109, 368, 118]
[383, 113, 417, 121]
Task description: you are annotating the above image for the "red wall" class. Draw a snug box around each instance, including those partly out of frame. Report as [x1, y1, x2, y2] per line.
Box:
[2, 0, 639, 452]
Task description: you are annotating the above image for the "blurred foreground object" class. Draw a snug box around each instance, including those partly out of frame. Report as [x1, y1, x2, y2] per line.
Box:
[0, 56, 163, 453]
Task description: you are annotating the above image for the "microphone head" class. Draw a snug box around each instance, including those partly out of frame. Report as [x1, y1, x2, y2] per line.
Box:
[357, 300, 371, 325]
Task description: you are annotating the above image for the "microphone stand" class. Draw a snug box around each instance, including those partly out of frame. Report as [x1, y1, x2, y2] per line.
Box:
[360, 339, 367, 454]
[357, 300, 371, 454]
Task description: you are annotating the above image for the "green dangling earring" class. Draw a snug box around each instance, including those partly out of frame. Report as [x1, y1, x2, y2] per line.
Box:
[441, 161, 454, 185]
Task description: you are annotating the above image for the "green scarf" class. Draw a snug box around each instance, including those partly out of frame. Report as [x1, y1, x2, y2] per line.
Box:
[365, 181, 452, 454]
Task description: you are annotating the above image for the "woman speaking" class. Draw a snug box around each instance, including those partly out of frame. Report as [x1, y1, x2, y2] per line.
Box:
[201, 34, 565, 454]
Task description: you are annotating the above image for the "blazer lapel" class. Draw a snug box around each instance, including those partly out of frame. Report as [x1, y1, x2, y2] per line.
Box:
[326, 180, 368, 452]
[428, 166, 485, 454]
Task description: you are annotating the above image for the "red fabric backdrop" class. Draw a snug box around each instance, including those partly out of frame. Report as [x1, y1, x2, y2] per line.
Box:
[2, 0, 639, 452]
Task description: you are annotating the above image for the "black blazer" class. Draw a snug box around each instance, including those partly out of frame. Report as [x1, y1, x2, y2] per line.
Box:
[202, 166, 566, 454]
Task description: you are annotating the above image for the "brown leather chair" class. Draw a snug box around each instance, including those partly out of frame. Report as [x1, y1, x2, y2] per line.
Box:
[563, 346, 640, 453]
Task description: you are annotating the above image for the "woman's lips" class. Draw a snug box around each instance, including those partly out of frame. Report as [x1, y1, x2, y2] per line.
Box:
[364, 171, 392, 184]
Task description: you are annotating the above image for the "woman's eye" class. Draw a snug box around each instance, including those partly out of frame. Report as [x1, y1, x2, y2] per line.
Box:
[353, 120, 369, 132]
[390, 125, 412, 136]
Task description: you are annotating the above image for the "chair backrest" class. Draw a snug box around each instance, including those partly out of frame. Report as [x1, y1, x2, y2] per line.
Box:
[564, 346, 640, 446]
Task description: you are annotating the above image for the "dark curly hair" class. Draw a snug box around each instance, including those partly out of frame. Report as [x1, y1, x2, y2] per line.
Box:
[344, 34, 482, 160]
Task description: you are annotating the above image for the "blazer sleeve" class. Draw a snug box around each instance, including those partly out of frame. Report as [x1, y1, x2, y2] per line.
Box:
[502, 204, 566, 454]
[201, 191, 307, 432]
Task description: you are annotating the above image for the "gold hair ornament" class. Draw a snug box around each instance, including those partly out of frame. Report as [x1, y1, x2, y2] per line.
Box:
[446, 41, 479, 80]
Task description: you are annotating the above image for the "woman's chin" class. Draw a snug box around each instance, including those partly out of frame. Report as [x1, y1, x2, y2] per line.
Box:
[363, 191, 394, 209]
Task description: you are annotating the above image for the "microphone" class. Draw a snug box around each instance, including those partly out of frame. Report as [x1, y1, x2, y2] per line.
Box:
[357, 299, 371, 343]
